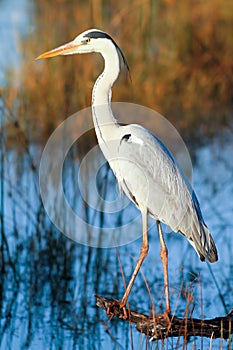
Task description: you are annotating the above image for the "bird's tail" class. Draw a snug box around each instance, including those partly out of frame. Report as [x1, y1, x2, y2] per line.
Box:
[188, 222, 218, 263]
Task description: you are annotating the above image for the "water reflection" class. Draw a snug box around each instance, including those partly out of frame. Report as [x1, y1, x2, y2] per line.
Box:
[0, 123, 232, 349]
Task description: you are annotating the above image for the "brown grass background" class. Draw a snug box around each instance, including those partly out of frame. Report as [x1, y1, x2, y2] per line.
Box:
[3, 0, 233, 145]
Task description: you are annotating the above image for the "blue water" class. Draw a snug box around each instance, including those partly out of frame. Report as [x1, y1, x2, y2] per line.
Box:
[0, 131, 232, 350]
[0, 0, 31, 85]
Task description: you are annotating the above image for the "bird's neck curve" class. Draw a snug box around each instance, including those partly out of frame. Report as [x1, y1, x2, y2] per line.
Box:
[91, 44, 121, 147]
[90, 40, 126, 178]
[92, 45, 120, 107]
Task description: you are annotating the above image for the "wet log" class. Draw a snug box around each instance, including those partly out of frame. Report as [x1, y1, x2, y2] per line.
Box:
[95, 295, 233, 340]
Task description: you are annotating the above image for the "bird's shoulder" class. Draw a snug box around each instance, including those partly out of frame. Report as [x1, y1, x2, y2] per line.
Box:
[117, 123, 191, 197]
[119, 124, 176, 166]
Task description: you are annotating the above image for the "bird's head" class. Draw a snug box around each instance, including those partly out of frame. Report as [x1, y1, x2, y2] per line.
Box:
[36, 29, 129, 71]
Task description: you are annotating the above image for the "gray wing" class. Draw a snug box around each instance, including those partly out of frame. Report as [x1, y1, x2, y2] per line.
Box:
[115, 124, 218, 263]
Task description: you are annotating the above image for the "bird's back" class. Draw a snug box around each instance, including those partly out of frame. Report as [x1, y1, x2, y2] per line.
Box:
[114, 124, 218, 263]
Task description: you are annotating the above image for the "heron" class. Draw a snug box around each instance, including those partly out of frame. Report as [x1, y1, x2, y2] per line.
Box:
[36, 29, 218, 316]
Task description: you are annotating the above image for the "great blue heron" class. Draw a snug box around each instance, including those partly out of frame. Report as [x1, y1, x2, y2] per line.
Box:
[36, 29, 218, 316]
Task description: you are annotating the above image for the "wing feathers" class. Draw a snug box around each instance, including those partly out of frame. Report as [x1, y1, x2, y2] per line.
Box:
[116, 124, 218, 263]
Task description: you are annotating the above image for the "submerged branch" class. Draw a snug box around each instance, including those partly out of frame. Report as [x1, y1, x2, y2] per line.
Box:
[95, 295, 233, 340]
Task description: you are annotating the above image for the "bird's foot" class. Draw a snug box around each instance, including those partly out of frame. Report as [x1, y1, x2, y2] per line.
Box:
[160, 309, 172, 326]
[106, 299, 129, 320]
[119, 301, 129, 319]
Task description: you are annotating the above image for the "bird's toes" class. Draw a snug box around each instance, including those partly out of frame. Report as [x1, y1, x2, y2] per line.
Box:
[160, 309, 172, 326]
[118, 301, 129, 319]
[106, 299, 129, 319]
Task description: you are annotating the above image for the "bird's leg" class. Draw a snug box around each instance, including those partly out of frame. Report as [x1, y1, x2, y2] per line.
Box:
[119, 209, 149, 309]
[157, 221, 171, 316]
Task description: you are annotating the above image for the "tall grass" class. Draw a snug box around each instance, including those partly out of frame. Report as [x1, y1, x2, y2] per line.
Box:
[2, 0, 232, 146]
[0, 99, 232, 348]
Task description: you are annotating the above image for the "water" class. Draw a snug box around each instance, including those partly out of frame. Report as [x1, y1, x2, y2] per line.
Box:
[0, 0, 32, 85]
[0, 125, 232, 349]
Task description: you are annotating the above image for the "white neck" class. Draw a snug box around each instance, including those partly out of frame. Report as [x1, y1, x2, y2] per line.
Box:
[91, 43, 121, 147]
[92, 44, 120, 107]
[91, 41, 127, 177]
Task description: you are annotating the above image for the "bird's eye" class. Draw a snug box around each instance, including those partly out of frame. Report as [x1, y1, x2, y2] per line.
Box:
[82, 38, 90, 44]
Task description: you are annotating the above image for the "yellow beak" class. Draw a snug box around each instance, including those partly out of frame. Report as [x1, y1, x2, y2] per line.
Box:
[36, 41, 80, 60]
